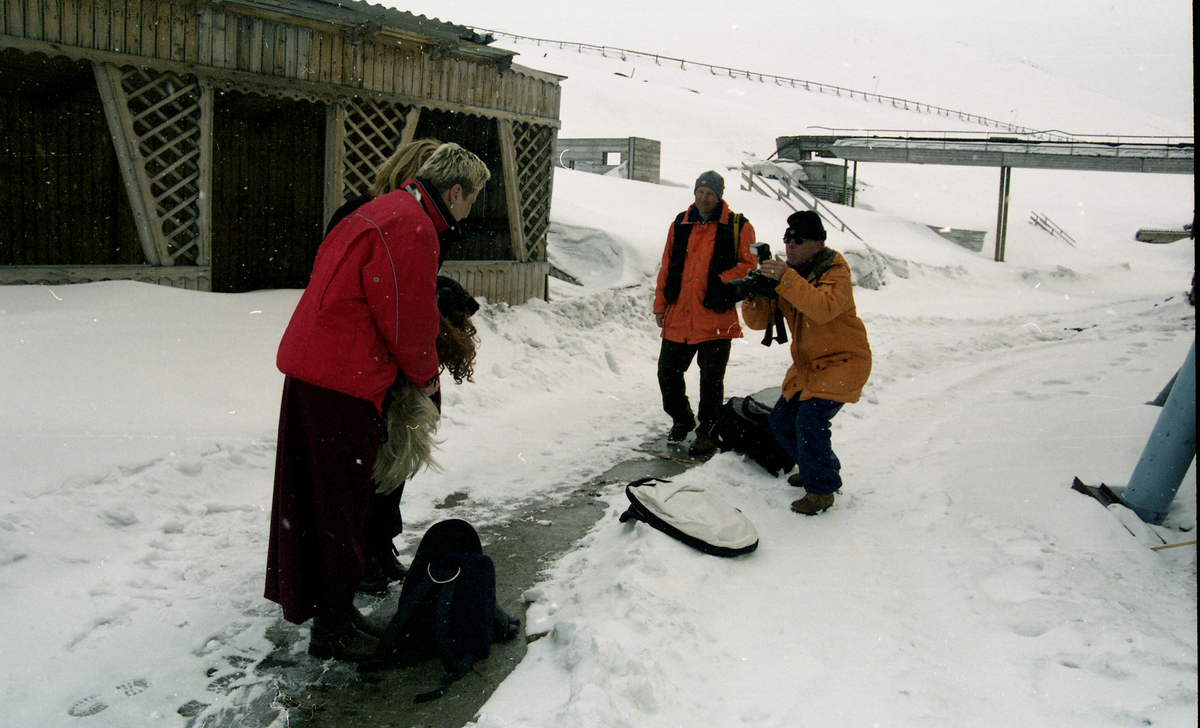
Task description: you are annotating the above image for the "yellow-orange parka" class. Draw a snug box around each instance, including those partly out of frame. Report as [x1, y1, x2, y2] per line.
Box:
[742, 250, 871, 403]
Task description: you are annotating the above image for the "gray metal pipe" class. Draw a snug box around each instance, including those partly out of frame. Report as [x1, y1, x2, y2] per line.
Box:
[1123, 338, 1197, 524]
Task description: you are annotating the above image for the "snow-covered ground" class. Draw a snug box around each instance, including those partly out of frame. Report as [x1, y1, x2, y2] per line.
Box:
[1, 2, 1194, 726]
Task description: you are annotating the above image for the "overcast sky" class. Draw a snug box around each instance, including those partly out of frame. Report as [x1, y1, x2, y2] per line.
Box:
[395, 0, 1193, 126]
[891, 0, 1193, 124]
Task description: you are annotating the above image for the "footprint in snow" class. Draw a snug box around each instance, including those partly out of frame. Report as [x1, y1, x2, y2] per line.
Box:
[67, 695, 108, 717]
[66, 677, 150, 718]
[116, 678, 150, 696]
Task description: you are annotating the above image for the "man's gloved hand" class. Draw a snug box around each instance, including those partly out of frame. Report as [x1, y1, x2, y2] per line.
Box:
[729, 271, 779, 302]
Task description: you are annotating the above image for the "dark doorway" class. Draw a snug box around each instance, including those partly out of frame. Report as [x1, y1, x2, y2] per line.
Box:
[210, 91, 325, 292]
[413, 108, 510, 261]
[0, 51, 137, 266]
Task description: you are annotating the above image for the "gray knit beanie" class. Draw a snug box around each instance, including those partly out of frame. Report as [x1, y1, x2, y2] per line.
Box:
[694, 170, 725, 198]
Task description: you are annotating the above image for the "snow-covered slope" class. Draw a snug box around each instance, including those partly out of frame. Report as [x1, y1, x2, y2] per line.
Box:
[1, 3, 1194, 726]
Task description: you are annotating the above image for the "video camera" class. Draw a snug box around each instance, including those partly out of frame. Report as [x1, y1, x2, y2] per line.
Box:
[727, 242, 787, 347]
[726, 242, 779, 303]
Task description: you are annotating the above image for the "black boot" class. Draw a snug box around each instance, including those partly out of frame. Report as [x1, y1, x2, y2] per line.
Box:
[309, 609, 380, 662]
[357, 544, 408, 594]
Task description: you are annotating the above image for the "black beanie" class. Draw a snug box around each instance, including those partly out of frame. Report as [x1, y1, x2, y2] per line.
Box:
[786, 210, 827, 242]
[694, 170, 725, 198]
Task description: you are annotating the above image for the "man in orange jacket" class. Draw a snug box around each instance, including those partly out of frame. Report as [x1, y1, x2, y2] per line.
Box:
[742, 210, 871, 514]
[653, 171, 758, 457]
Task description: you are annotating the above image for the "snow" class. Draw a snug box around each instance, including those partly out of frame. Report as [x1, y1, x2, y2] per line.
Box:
[1, 1, 1195, 726]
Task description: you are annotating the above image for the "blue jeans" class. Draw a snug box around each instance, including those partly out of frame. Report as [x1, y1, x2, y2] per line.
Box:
[768, 396, 845, 494]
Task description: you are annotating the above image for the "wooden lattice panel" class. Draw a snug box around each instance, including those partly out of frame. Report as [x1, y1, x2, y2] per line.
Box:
[343, 99, 411, 199]
[512, 122, 556, 260]
[118, 68, 205, 265]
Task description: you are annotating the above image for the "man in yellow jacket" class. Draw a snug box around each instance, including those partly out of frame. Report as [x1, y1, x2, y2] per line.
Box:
[654, 171, 758, 457]
[742, 211, 872, 514]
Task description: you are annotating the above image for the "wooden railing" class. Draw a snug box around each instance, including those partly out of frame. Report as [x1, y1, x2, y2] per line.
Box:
[479, 30, 1059, 137]
[740, 165, 862, 241]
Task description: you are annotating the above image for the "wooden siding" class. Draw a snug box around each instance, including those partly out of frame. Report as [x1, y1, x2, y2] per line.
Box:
[412, 106, 512, 261]
[0, 52, 141, 266]
[209, 91, 325, 292]
[0, 264, 211, 288]
[2, 0, 560, 300]
[556, 137, 660, 183]
[0, 0, 561, 125]
[440, 260, 548, 306]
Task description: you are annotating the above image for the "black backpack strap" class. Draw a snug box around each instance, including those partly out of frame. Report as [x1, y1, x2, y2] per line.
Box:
[414, 563, 480, 703]
[414, 652, 476, 704]
[431, 573, 461, 675]
[361, 575, 436, 672]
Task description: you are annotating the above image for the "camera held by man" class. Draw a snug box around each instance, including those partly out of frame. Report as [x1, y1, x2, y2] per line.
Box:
[727, 242, 780, 302]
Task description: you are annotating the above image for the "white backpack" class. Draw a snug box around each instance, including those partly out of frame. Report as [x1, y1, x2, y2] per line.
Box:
[619, 478, 759, 557]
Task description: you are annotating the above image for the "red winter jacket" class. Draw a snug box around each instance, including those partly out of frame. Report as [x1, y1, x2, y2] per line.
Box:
[277, 181, 448, 413]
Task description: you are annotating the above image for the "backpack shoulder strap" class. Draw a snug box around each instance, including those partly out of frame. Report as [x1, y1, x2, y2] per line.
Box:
[431, 575, 463, 675]
[362, 574, 436, 671]
[415, 569, 482, 703]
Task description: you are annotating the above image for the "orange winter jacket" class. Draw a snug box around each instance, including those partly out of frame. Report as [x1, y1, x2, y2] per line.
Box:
[653, 200, 758, 344]
[742, 250, 872, 403]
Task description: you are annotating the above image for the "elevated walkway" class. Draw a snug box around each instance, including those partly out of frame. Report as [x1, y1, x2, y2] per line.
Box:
[780, 132, 1194, 174]
[777, 131, 1194, 260]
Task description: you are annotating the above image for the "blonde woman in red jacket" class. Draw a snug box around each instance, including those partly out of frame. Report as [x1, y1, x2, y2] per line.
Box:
[653, 171, 758, 457]
[265, 143, 489, 662]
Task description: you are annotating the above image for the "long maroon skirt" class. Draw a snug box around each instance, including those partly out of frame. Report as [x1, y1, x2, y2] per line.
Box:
[264, 376, 384, 624]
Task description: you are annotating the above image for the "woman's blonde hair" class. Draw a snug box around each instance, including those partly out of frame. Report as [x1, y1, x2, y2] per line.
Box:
[415, 142, 491, 196]
[370, 138, 442, 197]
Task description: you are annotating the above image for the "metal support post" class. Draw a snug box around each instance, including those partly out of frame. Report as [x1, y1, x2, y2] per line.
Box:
[994, 166, 1011, 262]
[850, 161, 858, 207]
[1123, 338, 1197, 524]
[841, 159, 849, 205]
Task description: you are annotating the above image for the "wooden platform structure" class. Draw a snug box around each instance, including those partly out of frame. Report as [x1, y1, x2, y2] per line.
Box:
[0, 0, 563, 303]
[1135, 229, 1191, 244]
[555, 137, 661, 183]
[778, 131, 1194, 261]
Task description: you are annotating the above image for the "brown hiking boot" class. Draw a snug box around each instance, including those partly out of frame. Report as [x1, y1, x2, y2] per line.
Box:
[689, 432, 717, 458]
[787, 473, 805, 488]
[309, 611, 381, 662]
[790, 492, 835, 515]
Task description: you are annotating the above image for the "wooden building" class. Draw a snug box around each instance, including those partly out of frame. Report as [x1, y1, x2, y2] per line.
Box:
[555, 136, 660, 183]
[0, 0, 562, 303]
